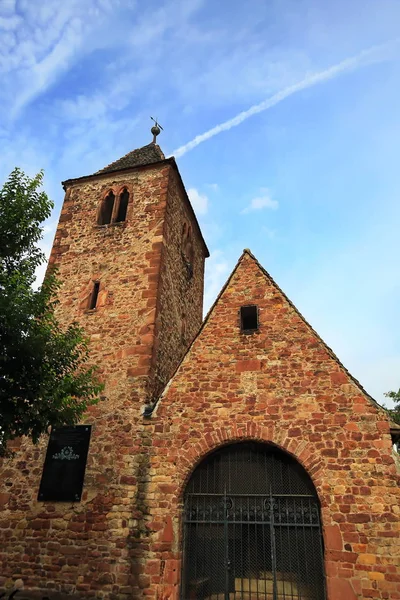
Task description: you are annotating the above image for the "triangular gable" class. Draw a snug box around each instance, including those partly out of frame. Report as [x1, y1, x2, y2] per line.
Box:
[153, 249, 385, 417]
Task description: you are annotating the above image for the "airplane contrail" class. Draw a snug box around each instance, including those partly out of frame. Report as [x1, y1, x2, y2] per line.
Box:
[171, 39, 399, 158]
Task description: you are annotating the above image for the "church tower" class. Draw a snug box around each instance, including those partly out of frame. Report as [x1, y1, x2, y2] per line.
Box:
[0, 132, 210, 594]
[0, 132, 209, 596]
[50, 132, 208, 409]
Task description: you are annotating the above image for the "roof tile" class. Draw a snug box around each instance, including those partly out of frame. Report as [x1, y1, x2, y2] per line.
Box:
[94, 143, 165, 175]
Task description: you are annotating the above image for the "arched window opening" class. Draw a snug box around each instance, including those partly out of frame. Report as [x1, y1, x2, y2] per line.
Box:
[116, 188, 129, 222]
[182, 443, 326, 600]
[98, 191, 115, 225]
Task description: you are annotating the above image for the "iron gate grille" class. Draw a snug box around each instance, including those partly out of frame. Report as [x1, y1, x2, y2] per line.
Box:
[182, 443, 326, 600]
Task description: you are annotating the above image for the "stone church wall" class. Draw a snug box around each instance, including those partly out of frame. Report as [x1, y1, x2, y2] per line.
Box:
[0, 161, 207, 599]
[150, 167, 206, 401]
[139, 252, 400, 600]
[0, 156, 398, 600]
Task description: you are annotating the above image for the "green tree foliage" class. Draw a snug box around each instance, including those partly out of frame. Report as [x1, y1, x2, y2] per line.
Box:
[384, 389, 400, 425]
[0, 168, 103, 456]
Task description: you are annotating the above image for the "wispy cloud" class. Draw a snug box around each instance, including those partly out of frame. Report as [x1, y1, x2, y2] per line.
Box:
[33, 217, 57, 289]
[203, 250, 230, 313]
[172, 39, 400, 158]
[188, 187, 208, 215]
[262, 227, 276, 240]
[0, 0, 114, 118]
[242, 189, 278, 213]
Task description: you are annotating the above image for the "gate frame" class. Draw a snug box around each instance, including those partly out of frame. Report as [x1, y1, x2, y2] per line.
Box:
[178, 437, 328, 600]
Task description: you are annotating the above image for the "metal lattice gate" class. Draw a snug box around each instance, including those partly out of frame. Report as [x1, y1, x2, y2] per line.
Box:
[182, 443, 326, 600]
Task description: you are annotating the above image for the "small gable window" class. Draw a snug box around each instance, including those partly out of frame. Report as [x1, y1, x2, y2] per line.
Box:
[88, 281, 100, 310]
[98, 191, 115, 225]
[116, 188, 129, 222]
[240, 305, 258, 332]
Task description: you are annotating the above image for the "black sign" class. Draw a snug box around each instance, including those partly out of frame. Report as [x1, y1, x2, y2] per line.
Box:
[38, 425, 91, 502]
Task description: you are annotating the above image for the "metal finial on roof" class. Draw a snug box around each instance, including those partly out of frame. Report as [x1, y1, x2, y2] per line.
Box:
[150, 116, 163, 143]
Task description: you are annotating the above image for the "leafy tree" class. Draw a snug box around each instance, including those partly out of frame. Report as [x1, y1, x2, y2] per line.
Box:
[384, 389, 400, 425]
[0, 168, 102, 457]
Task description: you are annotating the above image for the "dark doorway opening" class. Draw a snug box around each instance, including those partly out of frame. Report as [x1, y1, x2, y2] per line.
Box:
[182, 443, 326, 600]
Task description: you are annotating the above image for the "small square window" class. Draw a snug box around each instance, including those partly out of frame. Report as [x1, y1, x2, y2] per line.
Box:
[240, 305, 258, 332]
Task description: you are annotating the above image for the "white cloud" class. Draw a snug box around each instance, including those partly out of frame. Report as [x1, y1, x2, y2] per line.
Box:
[188, 187, 208, 215]
[0, 0, 17, 15]
[57, 115, 142, 180]
[58, 64, 152, 123]
[172, 38, 400, 158]
[33, 231, 55, 290]
[11, 18, 85, 116]
[242, 189, 278, 213]
[43, 219, 57, 236]
[262, 227, 276, 240]
[0, 0, 115, 117]
[61, 95, 108, 121]
[203, 250, 230, 314]
[0, 14, 21, 29]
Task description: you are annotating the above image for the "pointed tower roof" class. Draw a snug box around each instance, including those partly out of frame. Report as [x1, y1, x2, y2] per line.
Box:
[94, 143, 165, 176]
[62, 141, 168, 188]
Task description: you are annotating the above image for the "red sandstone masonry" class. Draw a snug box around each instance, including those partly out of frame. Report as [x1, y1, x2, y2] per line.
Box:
[149, 166, 206, 401]
[142, 251, 400, 600]
[0, 158, 207, 599]
[1, 177, 398, 600]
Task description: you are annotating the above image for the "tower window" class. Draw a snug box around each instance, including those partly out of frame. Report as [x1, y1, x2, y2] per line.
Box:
[88, 281, 100, 310]
[116, 188, 129, 222]
[240, 305, 258, 332]
[98, 191, 115, 225]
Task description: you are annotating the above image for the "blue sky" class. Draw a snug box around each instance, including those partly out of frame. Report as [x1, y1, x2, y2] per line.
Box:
[1, 0, 400, 407]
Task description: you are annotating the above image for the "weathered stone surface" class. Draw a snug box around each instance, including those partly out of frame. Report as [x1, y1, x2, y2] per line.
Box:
[0, 158, 207, 599]
[0, 160, 398, 600]
[146, 251, 400, 600]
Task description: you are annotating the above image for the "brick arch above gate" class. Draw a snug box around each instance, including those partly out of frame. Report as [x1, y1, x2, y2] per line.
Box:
[174, 420, 325, 507]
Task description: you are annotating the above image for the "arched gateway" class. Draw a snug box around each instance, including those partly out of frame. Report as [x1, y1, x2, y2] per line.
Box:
[182, 443, 326, 600]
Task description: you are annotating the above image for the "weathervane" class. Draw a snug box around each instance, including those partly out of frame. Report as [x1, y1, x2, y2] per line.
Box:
[150, 117, 163, 143]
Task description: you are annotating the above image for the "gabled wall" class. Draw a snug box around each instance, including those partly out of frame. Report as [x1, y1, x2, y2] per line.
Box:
[141, 251, 399, 600]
